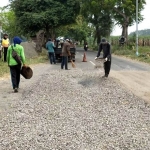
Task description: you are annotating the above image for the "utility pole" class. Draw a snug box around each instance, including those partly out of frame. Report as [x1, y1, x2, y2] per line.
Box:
[136, 0, 139, 56]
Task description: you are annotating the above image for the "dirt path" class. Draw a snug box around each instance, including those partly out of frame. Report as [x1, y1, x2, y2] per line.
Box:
[110, 55, 150, 103]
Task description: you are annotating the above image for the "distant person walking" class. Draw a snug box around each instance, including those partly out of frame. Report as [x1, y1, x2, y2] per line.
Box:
[2, 34, 10, 62]
[61, 39, 71, 70]
[7, 36, 26, 93]
[95, 38, 111, 78]
[46, 38, 56, 64]
[84, 41, 88, 51]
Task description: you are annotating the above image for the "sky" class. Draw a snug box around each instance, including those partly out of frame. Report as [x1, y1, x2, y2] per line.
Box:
[0, 0, 150, 36]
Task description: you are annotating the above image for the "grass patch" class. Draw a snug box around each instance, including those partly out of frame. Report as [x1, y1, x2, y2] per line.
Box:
[112, 45, 150, 64]
[0, 50, 48, 77]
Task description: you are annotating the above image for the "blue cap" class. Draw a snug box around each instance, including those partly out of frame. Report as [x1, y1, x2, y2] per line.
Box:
[13, 36, 22, 47]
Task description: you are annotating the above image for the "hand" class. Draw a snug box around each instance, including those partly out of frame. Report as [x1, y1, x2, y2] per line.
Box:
[95, 57, 98, 60]
[23, 64, 26, 67]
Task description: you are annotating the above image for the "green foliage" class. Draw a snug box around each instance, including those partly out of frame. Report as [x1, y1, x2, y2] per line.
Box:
[0, 8, 20, 38]
[112, 0, 146, 38]
[55, 15, 91, 42]
[10, 0, 80, 36]
[112, 45, 150, 64]
[81, 0, 114, 44]
[0, 62, 10, 77]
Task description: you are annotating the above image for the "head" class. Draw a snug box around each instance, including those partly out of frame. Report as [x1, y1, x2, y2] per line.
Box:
[13, 36, 22, 47]
[101, 38, 106, 43]
[3, 34, 8, 39]
[66, 39, 70, 42]
[48, 38, 52, 41]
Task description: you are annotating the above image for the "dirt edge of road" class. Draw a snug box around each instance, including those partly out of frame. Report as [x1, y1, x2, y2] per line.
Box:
[110, 70, 150, 103]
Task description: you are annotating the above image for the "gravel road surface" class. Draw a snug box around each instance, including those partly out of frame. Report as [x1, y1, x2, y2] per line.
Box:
[0, 59, 150, 149]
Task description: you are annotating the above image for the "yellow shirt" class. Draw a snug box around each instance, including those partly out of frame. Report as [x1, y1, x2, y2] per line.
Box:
[2, 38, 9, 47]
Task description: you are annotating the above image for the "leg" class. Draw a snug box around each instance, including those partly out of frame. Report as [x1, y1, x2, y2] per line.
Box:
[64, 56, 68, 69]
[16, 64, 21, 88]
[61, 56, 65, 69]
[4, 47, 8, 62]
[48, 52, 52, 64]
[104, 61, 111, 77]
[10, 65, 18, 89]
[52, 52, 56, 64]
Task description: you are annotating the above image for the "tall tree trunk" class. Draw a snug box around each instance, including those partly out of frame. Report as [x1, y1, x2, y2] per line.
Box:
[122, 23, 129, 41]
[96, 26, 101, 45]
[93, 35, 97, 46]
[35, 30, 45, 53]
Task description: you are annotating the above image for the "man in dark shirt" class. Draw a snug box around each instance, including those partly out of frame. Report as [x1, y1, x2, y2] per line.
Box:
[95, 38, 111, 77]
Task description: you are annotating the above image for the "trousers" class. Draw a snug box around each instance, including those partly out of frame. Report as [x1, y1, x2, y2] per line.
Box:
[104, 61, 111, 76]
[48, 52, 56, 64]
[61, 56, 68, 69]
[4, 47, 8, 62]
[10, 64, 21, 89]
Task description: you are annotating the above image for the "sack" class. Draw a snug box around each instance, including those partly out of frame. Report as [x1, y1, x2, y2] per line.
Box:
[21, 66, 33, 79]
[11, 46, 22, 64]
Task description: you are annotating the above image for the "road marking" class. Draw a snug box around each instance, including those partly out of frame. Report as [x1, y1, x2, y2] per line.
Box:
[90, 61, 96, 66]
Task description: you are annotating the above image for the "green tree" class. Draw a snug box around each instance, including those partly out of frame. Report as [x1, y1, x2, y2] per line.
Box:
[10, 0, 80, 38]
[110, 0, 146, 39]
[81, 0, 114, 44]
[81, 0, 146, 41]
[0, 8, 20, 38]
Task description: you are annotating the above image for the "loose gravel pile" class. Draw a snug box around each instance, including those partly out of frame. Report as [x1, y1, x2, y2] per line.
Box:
[0, 68, 150, 150]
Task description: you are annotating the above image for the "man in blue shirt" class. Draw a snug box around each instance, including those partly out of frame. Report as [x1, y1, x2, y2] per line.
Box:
[46, 38, 56, 64]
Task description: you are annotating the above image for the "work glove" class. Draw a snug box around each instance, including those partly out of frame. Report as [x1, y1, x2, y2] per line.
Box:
[104, 57, 108, 62]
[95, 57, 98, 60]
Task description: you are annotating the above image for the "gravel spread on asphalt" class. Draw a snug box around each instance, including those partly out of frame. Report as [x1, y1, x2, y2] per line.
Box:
[0, 68, 150, 149]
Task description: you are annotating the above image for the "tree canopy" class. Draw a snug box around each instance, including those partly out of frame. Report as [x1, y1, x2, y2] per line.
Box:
[10, 0, 80, 38]
[1, 0, 146, 44]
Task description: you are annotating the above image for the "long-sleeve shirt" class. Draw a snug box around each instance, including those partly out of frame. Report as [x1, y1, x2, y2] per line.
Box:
[46, 41, 55, 52]
[7, 44, 25, 66]
[97, 42, 111, 60]
[62, 42, 71, 56]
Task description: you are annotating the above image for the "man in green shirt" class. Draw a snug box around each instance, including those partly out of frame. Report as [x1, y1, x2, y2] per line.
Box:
[7, 36, 26, 92]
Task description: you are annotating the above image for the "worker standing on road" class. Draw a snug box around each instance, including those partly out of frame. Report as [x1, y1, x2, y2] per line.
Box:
[61, 39, 71, 70]
[84, 41, 88, 51]
[7, 36, 26, 93]
[46, 38, 56, 64]
[2, 34, 10, 62]
[95, 38, 111, 77]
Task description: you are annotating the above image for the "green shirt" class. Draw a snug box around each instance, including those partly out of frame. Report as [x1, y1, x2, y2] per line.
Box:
[7, 44, 25, 66]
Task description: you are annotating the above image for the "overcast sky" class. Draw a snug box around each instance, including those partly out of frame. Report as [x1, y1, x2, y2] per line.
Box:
[0, 0, 149, 36]
[112, 0, 150, 35]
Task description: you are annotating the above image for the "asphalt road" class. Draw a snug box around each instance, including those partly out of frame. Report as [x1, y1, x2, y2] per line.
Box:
[75, 47, 150, 71]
